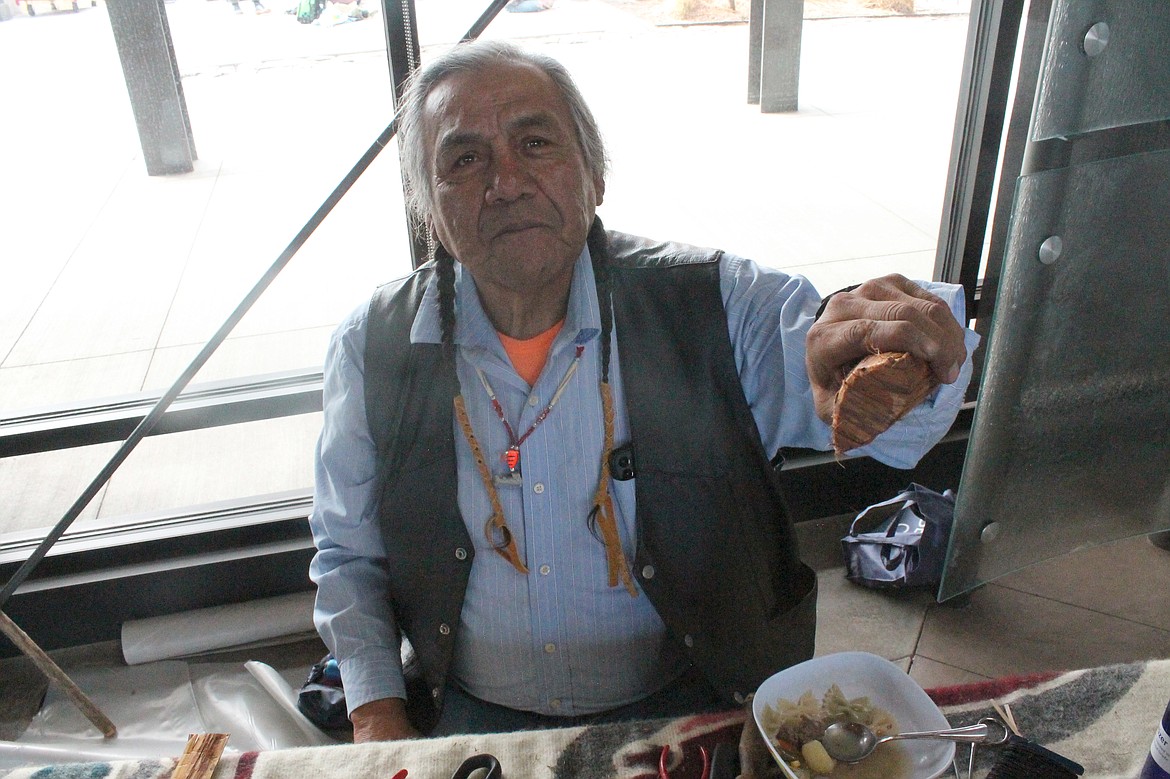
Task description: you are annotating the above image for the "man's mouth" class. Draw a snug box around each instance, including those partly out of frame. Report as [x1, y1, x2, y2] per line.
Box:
[494, 223, 544, 237]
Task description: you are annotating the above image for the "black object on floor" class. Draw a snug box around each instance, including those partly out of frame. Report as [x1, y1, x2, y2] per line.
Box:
[986, 735, 1085, 778]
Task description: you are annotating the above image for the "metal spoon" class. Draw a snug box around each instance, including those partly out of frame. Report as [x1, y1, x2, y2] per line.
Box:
[820, 717, 1011, 764]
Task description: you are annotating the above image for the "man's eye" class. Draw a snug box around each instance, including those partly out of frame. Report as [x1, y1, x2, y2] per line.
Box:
[454, 152, 477, 167]
[524, 137, 549, 149]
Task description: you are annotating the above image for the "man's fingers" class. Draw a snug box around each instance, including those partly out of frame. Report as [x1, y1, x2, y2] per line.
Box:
[822, 282, 953, 338]
[814, 318, 964, 384]
[812, 277, 966, 384]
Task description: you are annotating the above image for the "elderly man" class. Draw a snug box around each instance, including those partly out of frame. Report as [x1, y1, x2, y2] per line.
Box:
[309, 39, 977, 742]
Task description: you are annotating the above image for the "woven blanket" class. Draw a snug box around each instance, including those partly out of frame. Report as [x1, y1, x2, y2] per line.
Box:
[4, 659, 1167, 779]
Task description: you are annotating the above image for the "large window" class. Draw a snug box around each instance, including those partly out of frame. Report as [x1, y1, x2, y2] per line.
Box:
[1, 0, 974, 645]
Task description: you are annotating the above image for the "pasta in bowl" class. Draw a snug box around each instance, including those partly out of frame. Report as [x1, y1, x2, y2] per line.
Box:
[752, 652, 954, 779]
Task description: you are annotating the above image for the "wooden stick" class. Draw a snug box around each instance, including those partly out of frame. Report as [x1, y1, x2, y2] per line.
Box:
[173, 733, 230, 779]
[0, 609, 117, 738]
[993, 701, 1022, 736]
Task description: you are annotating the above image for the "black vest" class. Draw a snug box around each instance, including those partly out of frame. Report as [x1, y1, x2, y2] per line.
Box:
[363, 228, 817, 728]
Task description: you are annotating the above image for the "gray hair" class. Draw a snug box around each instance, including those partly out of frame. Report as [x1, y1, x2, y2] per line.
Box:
[396, 39, 609, 231]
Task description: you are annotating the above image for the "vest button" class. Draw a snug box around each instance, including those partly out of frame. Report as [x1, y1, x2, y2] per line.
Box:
[439, 623, 451, 635]
[641, 565, 655, 580]
[684, 634, 694, 648]
[733, 691, 746, 704]
[454, 547, 468, 561]
[432, 687, 441, 699]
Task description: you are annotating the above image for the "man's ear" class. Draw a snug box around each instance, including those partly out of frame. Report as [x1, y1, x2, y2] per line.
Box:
[593, 175, 605, 207]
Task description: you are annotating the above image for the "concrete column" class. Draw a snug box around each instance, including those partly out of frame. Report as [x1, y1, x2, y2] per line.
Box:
[106, 0, 196, 175]
[753, 0, 803, 113]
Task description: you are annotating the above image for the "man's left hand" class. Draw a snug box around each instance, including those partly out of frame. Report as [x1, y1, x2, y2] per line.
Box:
[805, 274, 968, 426]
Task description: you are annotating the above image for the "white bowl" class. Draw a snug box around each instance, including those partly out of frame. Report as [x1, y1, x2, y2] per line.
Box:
[752, 651, 954, 779]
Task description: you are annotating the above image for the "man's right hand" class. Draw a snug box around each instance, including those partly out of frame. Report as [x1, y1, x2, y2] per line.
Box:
[350, 698, 422, 743]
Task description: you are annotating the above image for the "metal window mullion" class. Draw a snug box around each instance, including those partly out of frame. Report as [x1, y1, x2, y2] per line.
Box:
[381, 0, 428, 268]
[934, 0, 1027, 319]
[974, 0, 1054, 363]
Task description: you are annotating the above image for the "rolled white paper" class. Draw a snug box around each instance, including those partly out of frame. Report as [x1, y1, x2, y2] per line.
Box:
[121, 591, 316, 666]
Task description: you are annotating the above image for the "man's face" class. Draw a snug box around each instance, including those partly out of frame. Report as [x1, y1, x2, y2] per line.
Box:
[422, 60, 604, 300]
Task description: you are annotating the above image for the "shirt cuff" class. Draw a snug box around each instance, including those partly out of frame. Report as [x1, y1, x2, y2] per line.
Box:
[337, 648, 408, 716]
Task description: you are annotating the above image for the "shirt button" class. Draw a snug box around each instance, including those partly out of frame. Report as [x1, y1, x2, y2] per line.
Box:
[549, 698, 561, 708]
[684, 634, 694, 648]
[528, 394, 539, 406]
[544, 643, 556, 654]
[454, 547, 468, 561]
[439, 623, 451, 635]
[533, 483, 545, 494]
[539, 564, 551, 575]
[641, 565, 655, 580]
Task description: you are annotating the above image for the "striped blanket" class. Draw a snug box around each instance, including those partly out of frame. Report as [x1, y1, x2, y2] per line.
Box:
[4, 659, 1167, 779]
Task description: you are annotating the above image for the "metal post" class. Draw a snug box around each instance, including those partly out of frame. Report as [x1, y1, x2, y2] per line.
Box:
[381, 0, 429, 268]
[105, 0, 196, 176]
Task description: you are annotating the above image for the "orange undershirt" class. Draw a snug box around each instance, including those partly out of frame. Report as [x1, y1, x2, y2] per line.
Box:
[497, 320, 564, 386]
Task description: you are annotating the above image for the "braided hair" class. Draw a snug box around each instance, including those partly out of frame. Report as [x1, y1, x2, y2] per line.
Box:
[586, 218, 613, 384]
[407, 46, 632, 590]
[433, 241, 458, 366]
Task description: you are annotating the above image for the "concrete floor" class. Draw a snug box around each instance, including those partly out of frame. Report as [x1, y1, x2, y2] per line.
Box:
[2, 0, 1169, 757]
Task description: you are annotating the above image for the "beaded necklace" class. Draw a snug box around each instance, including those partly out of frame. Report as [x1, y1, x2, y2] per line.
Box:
[475, 343, 584, 485]
[452, 342, 637, 596]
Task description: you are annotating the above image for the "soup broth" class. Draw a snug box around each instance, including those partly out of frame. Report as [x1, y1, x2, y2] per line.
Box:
[826, 743, 910, 778]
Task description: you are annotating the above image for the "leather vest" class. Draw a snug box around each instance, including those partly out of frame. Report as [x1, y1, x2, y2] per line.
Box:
[363, 227, 817, 728]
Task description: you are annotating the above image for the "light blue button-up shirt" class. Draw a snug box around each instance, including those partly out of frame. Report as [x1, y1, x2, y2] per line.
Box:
[309, 245, 980, 717]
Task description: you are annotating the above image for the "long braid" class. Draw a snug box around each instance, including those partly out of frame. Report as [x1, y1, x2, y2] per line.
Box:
[585, 217, 636, 595]
[585, 218, 610, 545]
[434, 242, 458, 366]
[586, 218, 612, 383]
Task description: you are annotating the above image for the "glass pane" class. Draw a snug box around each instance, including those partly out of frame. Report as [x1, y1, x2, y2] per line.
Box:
[3, 3, 972, 542]
[1, 0, 404, 415]
[941, 148, 1170, 599]
[1032, 0, 1170, 140]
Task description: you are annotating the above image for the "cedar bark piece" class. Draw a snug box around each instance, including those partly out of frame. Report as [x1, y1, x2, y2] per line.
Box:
[831, 352, 938, 454]
[173, 733, 231, 779]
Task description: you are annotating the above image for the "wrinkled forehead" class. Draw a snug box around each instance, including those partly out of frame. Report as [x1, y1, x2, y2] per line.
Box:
[421, 61, 576, 153]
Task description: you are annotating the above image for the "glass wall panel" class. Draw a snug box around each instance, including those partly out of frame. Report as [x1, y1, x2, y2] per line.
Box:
[3, 1, 972, 545]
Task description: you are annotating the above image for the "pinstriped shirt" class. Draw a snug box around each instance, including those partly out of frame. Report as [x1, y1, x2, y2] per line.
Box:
[309, 246, 979, 716]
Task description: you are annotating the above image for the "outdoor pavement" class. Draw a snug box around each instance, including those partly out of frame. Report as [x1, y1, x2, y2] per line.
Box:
[5, 0, 1170, 704]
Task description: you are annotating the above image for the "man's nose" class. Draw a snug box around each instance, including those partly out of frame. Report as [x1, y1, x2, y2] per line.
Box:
[484, 150, 534, 203]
